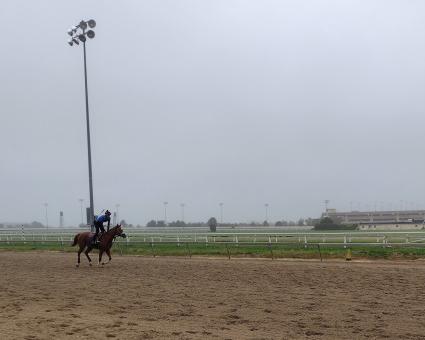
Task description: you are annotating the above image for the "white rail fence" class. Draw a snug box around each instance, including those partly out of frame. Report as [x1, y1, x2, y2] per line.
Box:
[1, 229, 425, 247]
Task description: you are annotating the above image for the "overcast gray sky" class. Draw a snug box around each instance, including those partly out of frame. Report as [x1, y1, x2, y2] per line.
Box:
[1, 0, 425, 226]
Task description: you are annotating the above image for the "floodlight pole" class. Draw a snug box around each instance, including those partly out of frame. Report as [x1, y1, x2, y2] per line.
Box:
[264, 203, 269, 222]
[219, 202, 224, 224]
[78, 198, 84, 225]
[44, 203, 49, 229]
[68, 20, 96, 231]
[180, 203, 185, 222]
[164, 202, 168, 224]
[83, 38, 95, 232]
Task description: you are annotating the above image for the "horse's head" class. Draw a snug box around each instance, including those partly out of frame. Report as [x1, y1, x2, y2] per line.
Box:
[113, 224, 126, 238]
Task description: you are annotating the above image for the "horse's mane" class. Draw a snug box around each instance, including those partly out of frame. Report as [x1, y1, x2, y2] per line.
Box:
[106, 224, 121, 234]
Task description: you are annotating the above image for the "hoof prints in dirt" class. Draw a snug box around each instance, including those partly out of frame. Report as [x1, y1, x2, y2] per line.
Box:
[1, 253, 425, 339]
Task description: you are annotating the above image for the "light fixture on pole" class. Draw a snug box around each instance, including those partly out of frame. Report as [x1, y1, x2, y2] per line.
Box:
[115, 203, 120, 224]
[219, 202, 224, 224]
[180, 203, 185, 222]
[67, 19, 96, 231]
[78, 198, 84, 225]
[264, 203, 269, 222]
[163, 202, 168, 224]
[44, 203, 49, 229]
[324, 200, 330, 217]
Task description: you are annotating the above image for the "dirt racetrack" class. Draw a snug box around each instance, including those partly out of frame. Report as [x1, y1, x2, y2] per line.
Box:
[1, 252, 425, 339]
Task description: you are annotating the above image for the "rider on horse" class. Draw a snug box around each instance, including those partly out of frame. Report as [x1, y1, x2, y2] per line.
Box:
[93, 210, 111, 243]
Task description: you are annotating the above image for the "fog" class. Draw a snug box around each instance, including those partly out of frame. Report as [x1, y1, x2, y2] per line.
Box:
[1, 1, 424, 226]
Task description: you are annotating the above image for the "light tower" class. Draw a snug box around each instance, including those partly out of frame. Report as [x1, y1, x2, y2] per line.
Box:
[180, 203, 185, 222]
[67, 19, 97, 231]
[264, 203, 269, 222]
[324, 200, 330, 217]
[78, 199, 84, 225]
[44, 203, 48, 229]
[115, 203, 120, 224]
[163, 202, 168, 224]
[219, 202, 224, 224]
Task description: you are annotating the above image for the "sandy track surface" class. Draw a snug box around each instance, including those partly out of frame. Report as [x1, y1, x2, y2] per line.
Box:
[1, 252, 425, 339]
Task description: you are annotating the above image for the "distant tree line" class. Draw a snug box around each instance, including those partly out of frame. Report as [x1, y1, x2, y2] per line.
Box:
[273, 218, 313, 227]
[314, 217, 357, 231]
[146, 220, 206, 228]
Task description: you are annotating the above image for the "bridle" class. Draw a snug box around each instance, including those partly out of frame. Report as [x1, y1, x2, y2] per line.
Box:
[110, 227, 126, 240]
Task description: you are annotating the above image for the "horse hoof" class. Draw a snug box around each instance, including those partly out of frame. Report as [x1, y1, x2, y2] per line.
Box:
[75, 263, 79, 268]
[89, 263, 92, 267]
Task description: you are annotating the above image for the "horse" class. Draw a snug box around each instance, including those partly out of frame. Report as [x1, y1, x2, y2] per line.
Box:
[71, 224, 126, 267]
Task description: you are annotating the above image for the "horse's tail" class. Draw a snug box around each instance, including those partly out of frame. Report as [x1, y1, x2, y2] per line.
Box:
[71, 234, 79, 247]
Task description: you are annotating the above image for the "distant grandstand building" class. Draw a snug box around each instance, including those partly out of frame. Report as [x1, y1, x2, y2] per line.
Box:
[323, 209, 425, 225]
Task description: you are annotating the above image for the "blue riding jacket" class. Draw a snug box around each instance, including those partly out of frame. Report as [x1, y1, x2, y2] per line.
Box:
[96, 214, 110, 226]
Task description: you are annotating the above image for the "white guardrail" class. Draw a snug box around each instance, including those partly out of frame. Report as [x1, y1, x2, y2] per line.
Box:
[1, 227, 425, 247]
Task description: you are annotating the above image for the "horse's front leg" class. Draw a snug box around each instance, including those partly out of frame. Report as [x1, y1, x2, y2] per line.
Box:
[104, 249, 112, 264]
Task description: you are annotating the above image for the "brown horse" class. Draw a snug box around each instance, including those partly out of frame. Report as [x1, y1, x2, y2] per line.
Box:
[71, 224, 126, 267]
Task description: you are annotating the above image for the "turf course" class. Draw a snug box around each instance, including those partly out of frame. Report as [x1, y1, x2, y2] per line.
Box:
[2, 227, 425, 259]
[2, 240, 425, 260]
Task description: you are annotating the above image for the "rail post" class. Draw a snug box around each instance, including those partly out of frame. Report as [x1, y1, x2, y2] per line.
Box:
[317, 244, 323, 262]
[21, 226, 26, 244]
[150, 241, 155, 257]
[186, 242, 191, 258]
[268, 242, 274, 260]
[225, 243, 231, 260]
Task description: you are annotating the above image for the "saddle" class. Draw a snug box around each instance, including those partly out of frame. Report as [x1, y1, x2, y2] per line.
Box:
[88, 232, 104, 246]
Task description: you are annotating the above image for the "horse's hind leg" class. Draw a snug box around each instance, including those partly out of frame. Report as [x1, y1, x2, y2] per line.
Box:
[98, 250, 104, 266]
[76, 247, 83, 267]
[85, 247, 93, 266]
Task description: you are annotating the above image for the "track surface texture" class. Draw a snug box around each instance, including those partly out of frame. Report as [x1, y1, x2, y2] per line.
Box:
[1, 252, 425, 339]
